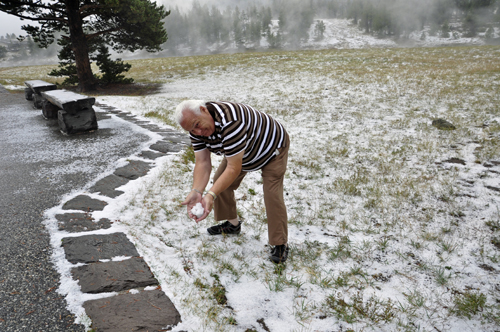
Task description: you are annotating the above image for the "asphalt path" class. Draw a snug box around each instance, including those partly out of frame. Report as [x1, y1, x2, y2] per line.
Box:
[0, 86, 151, 331]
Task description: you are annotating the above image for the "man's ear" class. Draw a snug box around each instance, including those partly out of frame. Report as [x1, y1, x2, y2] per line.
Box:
[200, 106, 208, 114]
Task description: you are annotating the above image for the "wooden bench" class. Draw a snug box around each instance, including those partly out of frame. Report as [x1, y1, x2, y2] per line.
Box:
[24, 80, 57, 109]
[41, 89, 98, 134]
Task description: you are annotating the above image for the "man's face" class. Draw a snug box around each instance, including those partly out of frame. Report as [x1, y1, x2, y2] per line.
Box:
[180, 106, 215, 137]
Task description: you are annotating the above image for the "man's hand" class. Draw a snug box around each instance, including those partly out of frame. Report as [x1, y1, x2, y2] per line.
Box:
[196, 194, 214, 222]
[182, 149, 212, 222]
[181, 190, 215, 223]
[181, 190, 202, 221]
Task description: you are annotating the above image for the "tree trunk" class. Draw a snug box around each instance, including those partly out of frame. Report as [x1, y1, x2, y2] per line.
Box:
[65, 0, 97, 92]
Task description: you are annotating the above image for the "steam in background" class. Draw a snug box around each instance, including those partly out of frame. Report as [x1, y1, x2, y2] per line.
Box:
[158, 0, 498, 56]
[159, 0, 267, 11]
[0, 0, 498, 68]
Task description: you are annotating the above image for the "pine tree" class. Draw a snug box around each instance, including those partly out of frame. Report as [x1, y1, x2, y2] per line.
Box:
[441, 21, 451, 38]
[485, 26, 494, 40]
[48, 39, 80, 85]
[454, 0, 496, 37]
[26, 36, 39, 56]
[314, 20, 326, 41]
[233, 7, 245, 48]
[0, 0, 169, 92]
[360, 2, 374, 34]
[348, 0, 363, 25]
[49, 37, 133, 86]
[276, 0, 314, 48]
[278, 10, 286, 31]
[0, 45, 7, 59]
[163, 6, 187, 52]
[94, 45, 133, 85]
[463, 12, 478, 36]
[372, 6, 391, 36]
[267, 31, 283, 49]
[261, 7, 273, 34]
[429, 22, 440, 36]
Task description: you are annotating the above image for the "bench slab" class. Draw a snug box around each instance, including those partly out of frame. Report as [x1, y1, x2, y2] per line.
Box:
[25, 80, 58, 107]
[42, 90, 95, 114]
[25, 80, 58, 93]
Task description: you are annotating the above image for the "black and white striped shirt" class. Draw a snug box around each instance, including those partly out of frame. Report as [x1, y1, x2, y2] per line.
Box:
[190, 101, 287, 171]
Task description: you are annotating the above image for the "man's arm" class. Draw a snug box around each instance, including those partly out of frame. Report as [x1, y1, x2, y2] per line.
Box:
[195, 150, 244, 221]
[209, 150, 244, 197]
[181, 149, 211, 220]
[192, 149, 212, 192]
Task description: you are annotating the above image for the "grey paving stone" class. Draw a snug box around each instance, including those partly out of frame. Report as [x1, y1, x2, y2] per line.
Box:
[131, 120, 150, 125]
[88, 174, 129, 198]
[61, 233, 139, 264]
[99, 113, 112, 120]
[56, 212, 111, 232]
[139, 150, 166, 160]
[71, 257, 158, 294]
[140, 124, 165, 132]
[150, 140, 184, 154]
[114, 160, 151, 180]
[83, 290, 181, 331]
[155, 130, 179, 136]
[116, 114, 136, 120]
[158, 134, 191, 145]
[62, 195, 108, 211]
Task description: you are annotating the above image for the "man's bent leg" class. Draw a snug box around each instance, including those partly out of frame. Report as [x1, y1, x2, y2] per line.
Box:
[262, 135, 289, 246]
[213, 158, 247, 221]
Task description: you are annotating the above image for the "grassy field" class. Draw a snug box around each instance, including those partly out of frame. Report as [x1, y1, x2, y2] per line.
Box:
[3, 46, 500, 331]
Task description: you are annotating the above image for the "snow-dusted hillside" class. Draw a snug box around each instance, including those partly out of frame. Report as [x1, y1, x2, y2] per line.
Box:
[301, 19, 490, 49]
[1, 18, 497, 66]
[187, 18, 493, 56]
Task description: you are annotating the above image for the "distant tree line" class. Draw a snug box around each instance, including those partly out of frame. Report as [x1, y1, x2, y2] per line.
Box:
[2, 0, 499, 64]
[346, 0, 499, 39]
[163, 0, 332, 54]
[161, 0, 499, 54]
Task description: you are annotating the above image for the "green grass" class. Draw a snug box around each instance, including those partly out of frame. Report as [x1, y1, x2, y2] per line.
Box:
[450, 291, 487, 319]
[325, 291, 396, 325]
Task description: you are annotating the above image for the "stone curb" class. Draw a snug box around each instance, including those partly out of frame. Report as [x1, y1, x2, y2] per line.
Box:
[83, 290, 181, 332]
[71, 257, 158, 294]
[57, 103, 189, 331]
[62, 233, 140, 264]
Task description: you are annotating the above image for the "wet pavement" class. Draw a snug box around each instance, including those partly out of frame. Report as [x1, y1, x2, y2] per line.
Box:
[0, 85, 185, 331]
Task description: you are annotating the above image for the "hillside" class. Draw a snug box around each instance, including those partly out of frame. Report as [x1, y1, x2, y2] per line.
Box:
[1, 18, 498, 68]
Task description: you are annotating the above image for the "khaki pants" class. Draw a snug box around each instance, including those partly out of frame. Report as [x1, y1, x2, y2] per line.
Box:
[213, 134, 290, 246]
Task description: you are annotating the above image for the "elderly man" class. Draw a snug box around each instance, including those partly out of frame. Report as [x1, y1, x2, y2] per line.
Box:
[175, 100, 290, 263]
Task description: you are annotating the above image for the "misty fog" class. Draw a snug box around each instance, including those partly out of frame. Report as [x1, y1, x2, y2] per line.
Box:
[0, 0, 498, 67]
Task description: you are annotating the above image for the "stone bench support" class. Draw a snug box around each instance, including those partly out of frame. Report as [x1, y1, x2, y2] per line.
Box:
[41, 90, 98, 135]
[24, 80, 57, 109]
